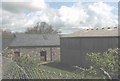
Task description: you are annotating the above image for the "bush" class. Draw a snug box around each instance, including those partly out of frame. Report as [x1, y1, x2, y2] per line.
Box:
[82, 48, 120, 79]
[2, 49, 13, 58]
[15, 55, 38, 68]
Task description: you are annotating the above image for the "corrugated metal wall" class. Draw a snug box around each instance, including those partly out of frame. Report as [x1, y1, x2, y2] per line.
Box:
[60, 37, 118, 67]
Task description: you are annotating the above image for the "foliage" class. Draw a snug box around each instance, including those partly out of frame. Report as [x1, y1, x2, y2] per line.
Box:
[15, 55, 38, 68]
[25, 22, 60, 34]
[3, 57, 29, 79]
[2, 49, 13, 58]
[82, 48, 120, 79]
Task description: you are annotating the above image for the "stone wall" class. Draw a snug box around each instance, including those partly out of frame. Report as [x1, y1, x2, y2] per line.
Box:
[3, 47, 60, 62]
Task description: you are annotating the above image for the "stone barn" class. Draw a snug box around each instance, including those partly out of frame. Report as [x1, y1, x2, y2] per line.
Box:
[5, 34, 60, 62]
[60, 27, 119, 67]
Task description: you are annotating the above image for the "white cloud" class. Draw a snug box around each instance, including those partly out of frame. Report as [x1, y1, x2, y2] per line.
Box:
[2, 0, 47, 14]
[57, 1, 118, 32]
[24, 7, 64, 29]
[1, 9, 28, 31]
[58, 2, 88, 27]
[1, 0, 49, 32]
[85, 2, 118, 27]
[1, 0, 118, 33]
[31, 0, 47, 10]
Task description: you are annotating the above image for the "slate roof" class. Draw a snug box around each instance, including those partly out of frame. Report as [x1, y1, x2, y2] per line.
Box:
[2, 38, 14, 50]
[1, 30, 15, 50]
[9, 34, 60, 48]
[1, 33, 14, 50]
[62, 27, 120, 37]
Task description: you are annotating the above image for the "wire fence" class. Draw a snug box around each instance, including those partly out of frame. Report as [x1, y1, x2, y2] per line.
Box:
[2, 57, 29, 79]
[2, 57, 82, 79]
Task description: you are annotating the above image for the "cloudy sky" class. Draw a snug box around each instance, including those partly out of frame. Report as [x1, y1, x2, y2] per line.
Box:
[0, 0, 119, 33]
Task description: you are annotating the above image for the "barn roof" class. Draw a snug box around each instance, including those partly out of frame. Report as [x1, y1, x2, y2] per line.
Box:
[9, 34, 60, 48]
[62, 27, 120, 37]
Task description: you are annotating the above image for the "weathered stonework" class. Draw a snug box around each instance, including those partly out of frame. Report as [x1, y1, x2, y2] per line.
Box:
[3, 47, 60, 62]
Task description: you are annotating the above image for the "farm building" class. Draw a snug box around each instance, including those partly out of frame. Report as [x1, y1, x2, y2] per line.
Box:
[60, 27, 119, 67]
[2, 34, 60, 62]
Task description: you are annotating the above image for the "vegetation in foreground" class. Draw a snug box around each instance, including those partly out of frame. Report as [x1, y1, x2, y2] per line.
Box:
[78, 48, 120, 79]
[2, 48, 119, 79]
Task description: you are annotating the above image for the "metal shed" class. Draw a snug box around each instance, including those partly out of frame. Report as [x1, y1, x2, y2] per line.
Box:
[60, 27, 119, 67]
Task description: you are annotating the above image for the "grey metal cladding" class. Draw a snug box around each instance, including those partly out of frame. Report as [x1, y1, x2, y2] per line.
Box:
[60, 37, 118, 67]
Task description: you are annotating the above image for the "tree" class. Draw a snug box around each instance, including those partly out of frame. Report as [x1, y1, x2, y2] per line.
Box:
[25, 22, 60, 34]
[81, 48, 120, 79]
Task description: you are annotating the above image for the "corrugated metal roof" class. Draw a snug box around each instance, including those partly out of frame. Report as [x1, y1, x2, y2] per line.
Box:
[9, 34, 60, 48]
[62, 27, 120, 37]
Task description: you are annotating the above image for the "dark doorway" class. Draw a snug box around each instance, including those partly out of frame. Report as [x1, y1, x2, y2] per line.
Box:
[13, 51, 20, 61]
[40, 50, 47, 61]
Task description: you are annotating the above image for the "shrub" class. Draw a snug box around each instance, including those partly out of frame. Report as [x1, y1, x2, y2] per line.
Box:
[15, 55, 38, 68]
[82, 48, 120, 79]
